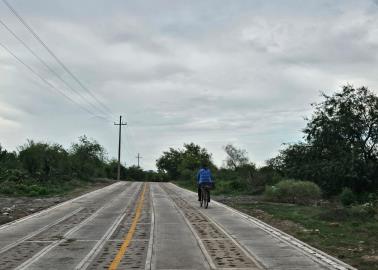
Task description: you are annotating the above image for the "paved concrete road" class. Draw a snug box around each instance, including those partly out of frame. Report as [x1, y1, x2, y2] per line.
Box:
[0, 182, 356, 270]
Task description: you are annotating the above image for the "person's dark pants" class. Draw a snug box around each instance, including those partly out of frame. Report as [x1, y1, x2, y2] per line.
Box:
[198, 183, 211, 202]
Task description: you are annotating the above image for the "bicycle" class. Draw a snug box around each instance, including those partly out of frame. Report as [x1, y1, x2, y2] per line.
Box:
[200, 184, 212, 209]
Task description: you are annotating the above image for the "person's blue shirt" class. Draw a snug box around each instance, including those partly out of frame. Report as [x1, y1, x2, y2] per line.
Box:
[197, 168, 213, 184]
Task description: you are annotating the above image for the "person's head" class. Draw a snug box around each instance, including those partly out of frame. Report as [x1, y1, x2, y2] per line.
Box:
[200, 161, 208, 169]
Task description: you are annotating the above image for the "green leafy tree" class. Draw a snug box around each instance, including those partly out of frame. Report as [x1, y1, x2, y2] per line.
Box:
[275, 86, 378, 194]
[224, 144, 250, 170]
[0, 144, 19, 170]
[156, 148, 182, 179]
[156, 143, 214, 180]
[179, 143, 213, 171]
[105, 159, 127, 179]
[18, 140, 69, 180]
[125, 165, 145, 181]
[0, 144, 22, 183]
[223, 144, 256, 185]
[70, 136, 107, 178]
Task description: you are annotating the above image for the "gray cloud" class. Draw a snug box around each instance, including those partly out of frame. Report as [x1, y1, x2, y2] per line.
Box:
[1, 0, 378, 168]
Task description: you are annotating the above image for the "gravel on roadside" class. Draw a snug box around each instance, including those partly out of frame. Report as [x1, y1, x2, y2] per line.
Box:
[0, 179, 117, 226]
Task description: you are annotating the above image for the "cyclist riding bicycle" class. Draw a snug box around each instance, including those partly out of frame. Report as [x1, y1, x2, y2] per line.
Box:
[197, 163, 214, 202]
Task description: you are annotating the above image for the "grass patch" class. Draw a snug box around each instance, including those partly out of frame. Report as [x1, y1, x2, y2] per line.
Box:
[227, 201, 378, 270]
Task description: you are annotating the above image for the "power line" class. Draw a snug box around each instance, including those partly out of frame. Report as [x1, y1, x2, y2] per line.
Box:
[0, 18, 110, 119]
[0, 40, 108, 120]
[126, 124, 139, 156]
[2, 0, 114, 118]
[122, 126, 133, 168]
[119, 119, 138, 161]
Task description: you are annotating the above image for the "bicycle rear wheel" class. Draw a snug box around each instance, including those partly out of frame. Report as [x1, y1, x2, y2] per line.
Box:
[204, 189, 209, 209]
[201, 188, 206, 208]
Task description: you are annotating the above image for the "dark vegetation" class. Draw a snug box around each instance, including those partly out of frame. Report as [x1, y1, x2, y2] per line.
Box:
[264, 179, 321, 205]
[0, 135, 162, 196]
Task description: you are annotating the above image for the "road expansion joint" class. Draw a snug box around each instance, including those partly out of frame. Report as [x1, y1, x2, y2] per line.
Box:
[160, 184, 264, 270]
[85, 183, 152, 270]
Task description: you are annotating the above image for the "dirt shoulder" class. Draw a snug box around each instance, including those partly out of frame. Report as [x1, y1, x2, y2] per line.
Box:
[0, 179, 117, 226]
[213, 195, 305, 232]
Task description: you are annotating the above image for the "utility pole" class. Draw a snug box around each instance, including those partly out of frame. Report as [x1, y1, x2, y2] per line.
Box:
[114, 115, 127, 180]
[136, 153, 142, 168]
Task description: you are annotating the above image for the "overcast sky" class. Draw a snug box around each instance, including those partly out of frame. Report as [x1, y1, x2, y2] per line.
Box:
[1, 0, 378, 170]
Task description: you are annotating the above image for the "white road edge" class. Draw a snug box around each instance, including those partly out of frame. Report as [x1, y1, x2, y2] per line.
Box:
[144, 184, 155, 270]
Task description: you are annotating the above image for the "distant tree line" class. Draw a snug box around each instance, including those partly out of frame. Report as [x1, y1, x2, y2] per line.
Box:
[106, 160, 165, 182]
[0, 135, 163, 195]
[0, 136, 107, 182]
[156, 142, 279, 194]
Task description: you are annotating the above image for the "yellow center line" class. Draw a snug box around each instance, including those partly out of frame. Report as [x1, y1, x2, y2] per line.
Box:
[108, 183, 147, 270]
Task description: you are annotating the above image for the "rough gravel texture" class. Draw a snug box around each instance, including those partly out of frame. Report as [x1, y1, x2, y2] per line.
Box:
[0, 179, 116, 226]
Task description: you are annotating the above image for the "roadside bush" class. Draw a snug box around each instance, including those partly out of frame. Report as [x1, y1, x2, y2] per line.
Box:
[348, 204, 377, 220]
[0, 145, 20, 170]
[179, 169, 196, 182]
[0, 180, 17, 195]
[149, 171, 168, 182]
[354, 191, 378, 205]
[0, 169, 25, 182]
[340, 187, 356, 206]
[317, 207, 350, 222]
[229, 180, 248, 191]
[28, 184, 48, 196]
[317, 204, 377, 221]
[253, 166, 283, 187]
[264, 179, 321, 205]
[366, 192, 378, 205]
[211, 180, 229, 195]
[19, 140, 70, 179]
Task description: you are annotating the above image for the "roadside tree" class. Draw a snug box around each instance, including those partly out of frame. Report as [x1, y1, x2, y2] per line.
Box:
[275, 86, 378, 195]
